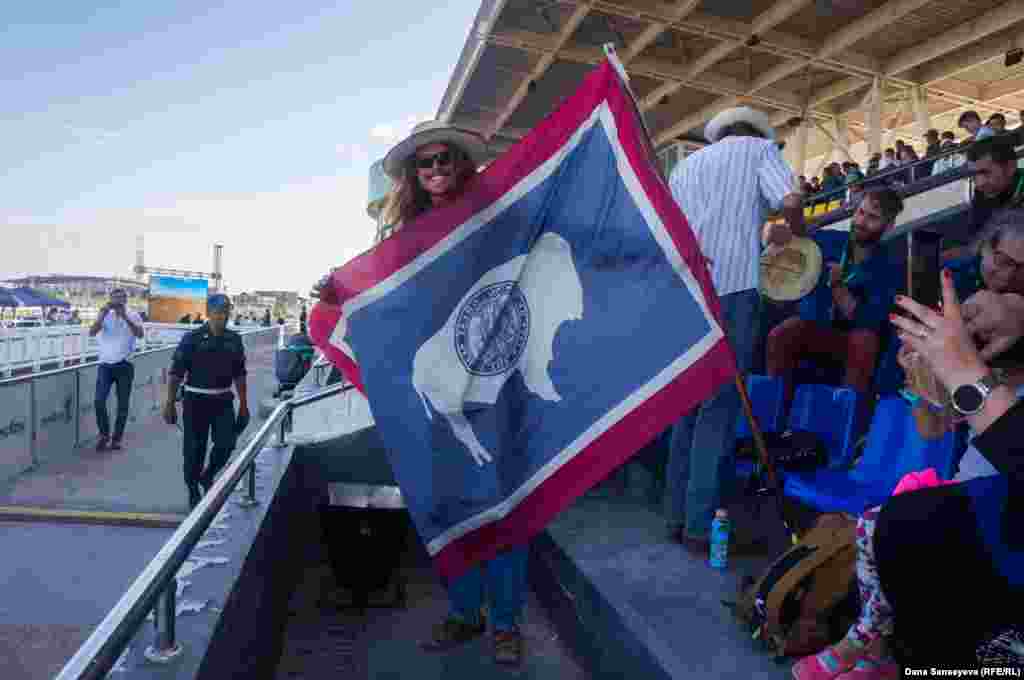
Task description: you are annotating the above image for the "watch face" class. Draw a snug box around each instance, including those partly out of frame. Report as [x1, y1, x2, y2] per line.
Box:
[953, 384, 984, 414]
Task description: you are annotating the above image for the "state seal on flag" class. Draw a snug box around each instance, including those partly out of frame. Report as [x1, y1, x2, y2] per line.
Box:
[454, 281, 531, 376]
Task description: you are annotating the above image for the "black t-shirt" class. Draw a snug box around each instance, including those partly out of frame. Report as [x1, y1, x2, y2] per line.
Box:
[170, 325, 246, 393]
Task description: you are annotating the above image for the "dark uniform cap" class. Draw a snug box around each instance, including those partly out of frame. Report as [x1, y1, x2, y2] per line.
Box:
[207, 293, 231, 311]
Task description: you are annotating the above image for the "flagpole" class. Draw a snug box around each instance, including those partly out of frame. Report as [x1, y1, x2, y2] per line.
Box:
[602, 44, 662, 179]
[735, 374, 796, 540]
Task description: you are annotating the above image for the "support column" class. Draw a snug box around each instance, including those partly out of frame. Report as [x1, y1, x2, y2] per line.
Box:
[786, 119, 809, 177]
[834, 114, 851, 162]
[911, 84, 931, 138]
[867, 77, 883, 157]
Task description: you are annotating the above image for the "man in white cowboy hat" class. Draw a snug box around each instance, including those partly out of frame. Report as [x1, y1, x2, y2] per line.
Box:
[314, 121, 529, 666]
[663, 105, 807, 555]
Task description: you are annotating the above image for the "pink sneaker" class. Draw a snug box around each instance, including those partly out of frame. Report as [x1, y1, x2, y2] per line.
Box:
[792, 649, 854, 680]
[836, 657, 900, 680]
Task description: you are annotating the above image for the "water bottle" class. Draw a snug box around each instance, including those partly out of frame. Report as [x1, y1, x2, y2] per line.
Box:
[709, 509, 730, 570]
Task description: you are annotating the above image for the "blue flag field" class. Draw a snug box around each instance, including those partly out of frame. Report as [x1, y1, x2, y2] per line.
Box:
[310, 53, 736, 580]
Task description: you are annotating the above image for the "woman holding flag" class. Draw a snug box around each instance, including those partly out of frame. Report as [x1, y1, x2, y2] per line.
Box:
[316, 120, 529, 666]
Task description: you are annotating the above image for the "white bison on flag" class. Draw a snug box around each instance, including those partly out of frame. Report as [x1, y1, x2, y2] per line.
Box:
[412, 232, 583, 466]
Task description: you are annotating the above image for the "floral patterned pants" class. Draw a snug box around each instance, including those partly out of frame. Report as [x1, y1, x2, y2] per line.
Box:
[846, 506, 895, 648]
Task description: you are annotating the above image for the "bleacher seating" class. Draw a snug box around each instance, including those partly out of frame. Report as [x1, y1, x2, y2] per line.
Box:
[783, 396, 957, 515]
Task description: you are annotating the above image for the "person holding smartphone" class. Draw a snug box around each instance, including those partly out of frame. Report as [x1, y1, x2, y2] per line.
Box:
[88, 288, 144, 451]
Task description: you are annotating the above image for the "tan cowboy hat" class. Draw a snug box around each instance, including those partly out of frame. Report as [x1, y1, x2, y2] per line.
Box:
[382, 120, 488, 180]
[759, 237, 823, 302]
[704, 106, 776, 143]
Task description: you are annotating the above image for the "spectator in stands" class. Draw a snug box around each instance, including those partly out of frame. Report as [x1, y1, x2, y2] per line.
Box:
[920, 129, 941, 176]
[821, 164, 845, 195]
[987, 113, 1007, 136]
[89, 288, 144, 451]
[866, 153, 881, 176]
[1013, 111, 1024, 145]
[844, 161, 864, 185]
[930, 131, 962, 176]
[766, 187, 905, 413]
[879, 148, 897, 171]
[845, 181, 866, 211]
[897, 145, 920, 184]
[811, 176, 822, 194]
[262, 309, 272, 327]
[664, 106, 805, 555]
[794, 272, 1024, 677]
[959, 110, 994, 143]
[943, 136, 1024, 260]
[799, 175, 813, 194]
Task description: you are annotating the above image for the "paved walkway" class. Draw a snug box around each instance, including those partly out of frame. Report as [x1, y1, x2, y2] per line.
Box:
[0, 343, 280, 516]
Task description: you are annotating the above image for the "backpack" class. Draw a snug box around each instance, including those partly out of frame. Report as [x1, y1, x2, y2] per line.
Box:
[728, 513, 859, 660]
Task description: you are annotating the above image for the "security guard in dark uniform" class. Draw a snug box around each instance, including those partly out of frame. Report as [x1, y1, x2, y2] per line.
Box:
[163, 294, 250, 509]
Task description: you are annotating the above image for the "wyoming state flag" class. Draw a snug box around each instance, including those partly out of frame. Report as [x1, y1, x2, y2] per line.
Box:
[310, 51, 737, 580]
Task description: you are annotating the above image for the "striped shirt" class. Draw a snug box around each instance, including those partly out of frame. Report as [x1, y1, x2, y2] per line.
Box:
[668, 137, 794, 297]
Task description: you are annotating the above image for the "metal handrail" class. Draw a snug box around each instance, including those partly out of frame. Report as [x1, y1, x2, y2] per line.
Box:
[55, 381, 354, 680]
[0, 325, 281, 386]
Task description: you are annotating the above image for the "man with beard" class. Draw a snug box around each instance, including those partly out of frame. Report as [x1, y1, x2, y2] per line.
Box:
[766, 186, 905, 410]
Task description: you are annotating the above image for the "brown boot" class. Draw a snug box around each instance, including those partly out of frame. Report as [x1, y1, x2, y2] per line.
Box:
[493, 630, 523, 666]
[419, 615, 486, 652]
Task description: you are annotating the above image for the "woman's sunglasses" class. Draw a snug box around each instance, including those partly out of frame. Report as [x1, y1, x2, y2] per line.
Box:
[415, 150, 454, 169]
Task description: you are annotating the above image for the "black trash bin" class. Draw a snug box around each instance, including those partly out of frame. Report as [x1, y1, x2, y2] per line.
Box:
[274, 333, 316, 396]
[319, 483, 409, 611]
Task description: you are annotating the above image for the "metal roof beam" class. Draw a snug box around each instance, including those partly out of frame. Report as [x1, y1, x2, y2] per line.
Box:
[886, 1, 1024, 77]
[805, 3, 1024, 112]
[913, 25, 1024, 86]
[488, 28, 809, 115]
[487, 1, 595, 139]
[984, 80, 1024, 104]
[620, 0, 702, 64]
[656, 0, 933, 145]
[593, 2, 879, 77]
[748, 0, 933, 96]
[613, 0, 814, 111]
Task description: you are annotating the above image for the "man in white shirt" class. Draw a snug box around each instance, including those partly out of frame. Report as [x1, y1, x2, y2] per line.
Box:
[664, 106, 806, 554]
[88, 288, 144, 451]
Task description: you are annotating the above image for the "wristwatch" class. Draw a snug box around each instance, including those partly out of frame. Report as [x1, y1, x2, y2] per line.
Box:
[950, 371, 1004, 416]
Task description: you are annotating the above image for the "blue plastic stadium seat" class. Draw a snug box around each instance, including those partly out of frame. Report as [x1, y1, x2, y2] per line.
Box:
[736, 375, 786, 439]
[783, 396, 957, 515]
[788, 384, 862, 469]
[735, 375, 786, 480]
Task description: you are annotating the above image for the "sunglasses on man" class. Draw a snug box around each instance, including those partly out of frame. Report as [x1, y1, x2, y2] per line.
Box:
[415, 150, 455, 169]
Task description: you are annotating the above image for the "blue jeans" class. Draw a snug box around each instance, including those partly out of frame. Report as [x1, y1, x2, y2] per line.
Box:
[446, 544, 528, 632]
[95, 360, 134, 441]
[664, 288, 760, 539]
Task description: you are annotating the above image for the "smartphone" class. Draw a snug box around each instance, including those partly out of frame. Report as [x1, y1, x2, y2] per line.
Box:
[905, 229, 943, 310]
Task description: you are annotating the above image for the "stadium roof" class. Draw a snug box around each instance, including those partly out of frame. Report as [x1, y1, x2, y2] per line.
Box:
[438, 0, 1024, 173]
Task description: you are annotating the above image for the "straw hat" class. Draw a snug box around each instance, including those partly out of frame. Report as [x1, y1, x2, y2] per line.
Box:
[704, 106, 776, 143]
[382, 120, 488, 180]
[759, 237, 823, 302]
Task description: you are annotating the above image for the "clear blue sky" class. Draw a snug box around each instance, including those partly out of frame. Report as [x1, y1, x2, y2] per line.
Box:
[2, 1, 480, 294]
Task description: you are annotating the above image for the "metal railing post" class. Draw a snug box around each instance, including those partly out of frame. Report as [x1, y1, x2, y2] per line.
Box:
[143, 578, 182, 664]
[236, 462, 260, 507]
